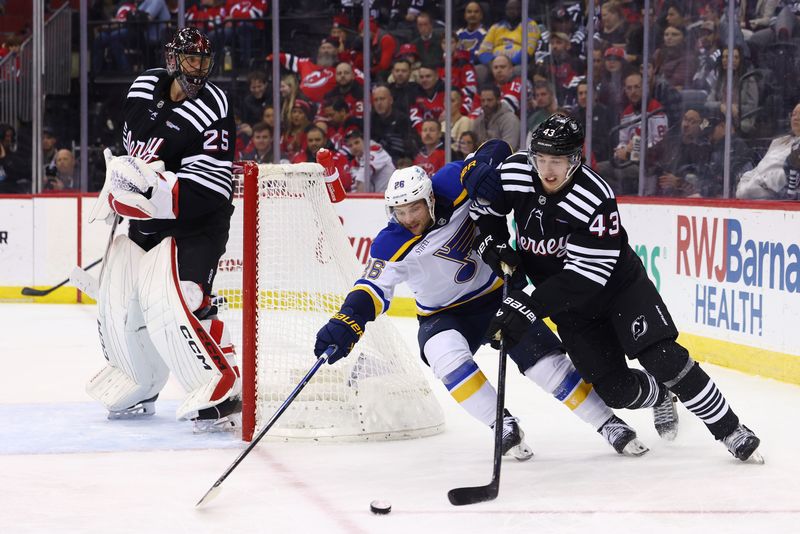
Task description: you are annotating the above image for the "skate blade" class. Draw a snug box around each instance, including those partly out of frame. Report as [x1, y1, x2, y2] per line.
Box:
[193, 413, 242, 434]
[621, 438, 650, 457]
[107, 405, 156, 420]
[744, 448, 765, 465]
[510, 442, 534, 462]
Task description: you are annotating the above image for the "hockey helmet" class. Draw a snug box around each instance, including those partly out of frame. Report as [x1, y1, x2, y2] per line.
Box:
[384, 166, 434, 221]
[528, 113, 585, 181]
[165, 27, 214, 100]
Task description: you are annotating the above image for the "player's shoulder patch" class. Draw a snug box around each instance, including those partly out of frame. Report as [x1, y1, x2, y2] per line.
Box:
[432, 161, 468, 206]
[370, 222, 421, 262]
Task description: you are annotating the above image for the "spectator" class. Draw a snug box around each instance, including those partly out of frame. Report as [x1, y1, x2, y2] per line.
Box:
[690, 20, 721, 92]
[261, 105, 275, 130]
[536, 4, 587, 64]
[706, 112, 755, 198]
[330, 14, 353, 53]
[413, 119, 446, 176]
[444, 89, 474, 154]
[649, 108, 712, 197]
[439, 34, 478, 112]
[488, 55, 523, 114]
[45, 148, 79, 191]
[536, 30, 585, 106]
[185, 0, 226, 54]
[454, 130, 478, 160]
[706, 46, 758, 136]
[0, 123, 24, 193]
[643, 59, 683, 127]
[746, 2, 798, 47]
[371, 85, 418, 162]
[652, 25, 695, 90]
[281, 99, 313, 161]
[473, 84, 520, 150]
[410, 64, 445, 133]
[598, 1, 628, 47]
[291, 126, 353, 192]
[271, 37, 352, 104]
[279, 74, 300, 127]
[736, 103, 800, 199]
[477, 0, 541, 67]
[411, 12, 444, 68]
[572, 80, 614, 162]
[241, 70, 270, 127]
[137, 0, 172, 56]
[456, 1, 488, 77]
[324, 61, 365, 120]
[355, 17, 398, 80]
[224, 0, 267, 69]
[345, 128, 396, 193]
[527, 81, 559, 133]
[240, 122, 275, 163]
[42, 127, 58, 172]
[388, 58, 421, 115]
[322, 99, 356, 155]
[91, 2, 136, 73]
[596, 46, 632, 128]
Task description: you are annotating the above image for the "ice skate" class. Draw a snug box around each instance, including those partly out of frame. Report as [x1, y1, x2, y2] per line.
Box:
[598, 415, 649, 456]
[192, 397, 242, 433]
[492, 409, 534, 461]
[722, 424, 764, 464]
[107, 394, 158, 420]
[653, 393, 679, 441]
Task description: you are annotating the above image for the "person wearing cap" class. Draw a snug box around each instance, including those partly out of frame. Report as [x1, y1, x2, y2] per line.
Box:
[344, 128, 396, 193]
[536, 30, 585, 106]
[281, 99, 314, 161]
[595, 46, 632, 129]
[477, 0, 540, 67]
[411, 12, 444, 69]
[42, 127, 58, 174]
[690, 20, 721, 92]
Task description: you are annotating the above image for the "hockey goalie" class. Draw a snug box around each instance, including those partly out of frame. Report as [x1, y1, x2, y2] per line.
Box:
[84, 27, 241, 433]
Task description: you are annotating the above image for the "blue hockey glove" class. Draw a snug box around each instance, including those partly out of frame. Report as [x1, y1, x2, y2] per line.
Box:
[460, 139, 512, 204]
[314, 309, 366, 364]
[486, 290, 538, 351]
[474, 232, 527, 289]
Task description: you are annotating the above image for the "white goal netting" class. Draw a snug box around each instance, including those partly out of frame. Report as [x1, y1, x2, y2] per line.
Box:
[215, 162, 444, 441]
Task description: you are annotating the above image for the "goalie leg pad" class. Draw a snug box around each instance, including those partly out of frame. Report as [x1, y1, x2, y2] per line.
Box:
[88, 235, 169, 412]
[524, 351, 613, 430]
[137, 237, 240, 420]
[425, 330, 497, 426]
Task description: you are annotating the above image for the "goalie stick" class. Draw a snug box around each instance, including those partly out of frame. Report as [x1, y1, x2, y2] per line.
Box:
[21, 258, 102, 297]
[447, 270, 512, 506]
[195, 345, 336, 508]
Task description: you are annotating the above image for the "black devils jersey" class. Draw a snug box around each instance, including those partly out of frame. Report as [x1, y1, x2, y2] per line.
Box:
[121, 68, 235, 239]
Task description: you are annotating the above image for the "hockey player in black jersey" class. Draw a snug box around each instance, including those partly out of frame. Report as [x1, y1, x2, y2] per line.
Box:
[463, 114, 763, 462]
[85, 28, 241, 432]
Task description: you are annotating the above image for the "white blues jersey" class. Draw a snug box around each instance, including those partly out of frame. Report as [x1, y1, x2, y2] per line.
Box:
[121, 68, 235, 240]
[352, 161, 502, 318]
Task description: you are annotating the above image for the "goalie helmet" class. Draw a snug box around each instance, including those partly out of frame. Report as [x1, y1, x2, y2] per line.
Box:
[528, 113, 585, 180]
[384, 166, 434, 220]
[165, 27, 214, 100]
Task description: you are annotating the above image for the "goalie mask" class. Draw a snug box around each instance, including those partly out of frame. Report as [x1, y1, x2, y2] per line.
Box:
[384, 166, 435, 222]
[528, 113, 585, 191]
[165, 27, 214, 100]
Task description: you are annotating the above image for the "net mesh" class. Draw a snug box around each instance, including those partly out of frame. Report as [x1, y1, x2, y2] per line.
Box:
[216, 162, 444, 440]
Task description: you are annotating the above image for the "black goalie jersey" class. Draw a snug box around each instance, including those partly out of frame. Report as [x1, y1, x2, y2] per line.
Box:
[469, 152, 645, 320]
[121, 68, 235, 240]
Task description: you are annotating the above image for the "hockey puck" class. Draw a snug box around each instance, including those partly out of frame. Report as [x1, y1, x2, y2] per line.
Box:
[369, 500, 392, 515]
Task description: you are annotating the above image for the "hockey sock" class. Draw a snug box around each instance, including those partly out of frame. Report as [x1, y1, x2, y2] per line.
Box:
[524, 352, 612, 430]
[441, 360, 497, 426]
[592, 368, 667, 410]
[625, 369, 668, 409]
[667, 361, 739, 440]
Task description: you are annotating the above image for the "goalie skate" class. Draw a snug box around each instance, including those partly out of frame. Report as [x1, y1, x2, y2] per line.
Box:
[192, 397, 243, 434]
[722, 424, 764, 464]
[492, 409, 534, 461]
[654, 393, 679, 441]
[107, 394, 158, 420]
[598, 415, 649, 456]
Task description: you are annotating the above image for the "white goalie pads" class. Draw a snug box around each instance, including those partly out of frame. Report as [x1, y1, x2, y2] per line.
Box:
[137, 237, 240, 420]
[87, 235, 169, 411]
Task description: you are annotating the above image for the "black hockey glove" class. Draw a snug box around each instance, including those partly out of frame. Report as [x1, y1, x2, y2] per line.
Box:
[314, 308, 366, 364]
[474, 232, 527, 289]
[485, 290, 538, 351]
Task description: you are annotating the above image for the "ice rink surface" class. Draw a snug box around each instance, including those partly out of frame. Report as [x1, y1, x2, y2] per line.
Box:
[1, 303, 798, 534]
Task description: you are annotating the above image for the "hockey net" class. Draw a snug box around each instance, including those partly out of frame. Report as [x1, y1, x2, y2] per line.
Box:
[215, 161, 445, 441]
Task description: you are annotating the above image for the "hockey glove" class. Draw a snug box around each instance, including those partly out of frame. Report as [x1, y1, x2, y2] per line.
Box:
[474, 232, 526, 289]
[485, 290, 538, 351]
[460, 139, 512, 205]
[106, 156, 178, 220]
[314, 308, 366, 364]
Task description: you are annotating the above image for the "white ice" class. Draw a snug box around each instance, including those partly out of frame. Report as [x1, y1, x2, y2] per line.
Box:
[1, 303, 798, 534]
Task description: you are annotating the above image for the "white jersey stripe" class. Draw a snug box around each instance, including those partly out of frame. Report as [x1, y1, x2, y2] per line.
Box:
[181, 153, 233, 168]
[206, 83, 228, 117]
[567, 258, 613, 278]
[504, 184, 535, 193]
[566, 243, 620, 257]
[133, 75, 159, 83]
[563, 193, 595, 216]
[192, 98, 219, 124]
[130, 81, 155, 92]
[177, 172, 232, 197]
[183, 101, 213, 127]
[564, 263, 608, 285]
[583, 166, 614, 198]
[559, 201, 590, 222]
[572, 183, 602, 206]
[174, 108, 204, 132]
[127, 91, 153, 100]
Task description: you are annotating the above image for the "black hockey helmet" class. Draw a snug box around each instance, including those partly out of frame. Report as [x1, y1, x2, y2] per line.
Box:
[528, 113, 585, 181]
[165, 27, 214, 99]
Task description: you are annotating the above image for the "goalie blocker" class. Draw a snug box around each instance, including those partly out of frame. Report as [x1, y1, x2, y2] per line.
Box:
[87, 233, 241, 428]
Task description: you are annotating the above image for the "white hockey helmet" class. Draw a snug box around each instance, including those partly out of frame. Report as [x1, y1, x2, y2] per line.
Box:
[384, 165, 435, 220]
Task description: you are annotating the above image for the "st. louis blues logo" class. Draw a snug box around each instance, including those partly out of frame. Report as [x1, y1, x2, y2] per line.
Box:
[631, 315, 648, 341]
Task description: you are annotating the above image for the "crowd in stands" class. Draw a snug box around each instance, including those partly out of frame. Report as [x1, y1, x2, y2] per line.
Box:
[3, 0, 800, 200]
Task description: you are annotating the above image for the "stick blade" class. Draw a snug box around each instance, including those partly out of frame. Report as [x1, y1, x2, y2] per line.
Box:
[447, 483, 499, 506]
[20, 287, 50, 297]
[195, 484, 223, 509]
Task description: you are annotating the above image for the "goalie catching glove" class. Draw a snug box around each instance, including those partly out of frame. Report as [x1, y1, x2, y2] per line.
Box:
[486, 290, 539, 351]
[105, 151, 179, 220]
[314, 308, 367, 364]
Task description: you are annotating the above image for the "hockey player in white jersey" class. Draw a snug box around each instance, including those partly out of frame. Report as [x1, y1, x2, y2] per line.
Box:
[314, 141, 649, 457]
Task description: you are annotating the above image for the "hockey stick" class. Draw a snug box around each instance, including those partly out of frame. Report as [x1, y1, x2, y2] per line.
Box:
[447, 270, 511, 506]
[67, 215, 121, 300]
[20, 258, 102, 297]
[195, 346, 336, 508]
